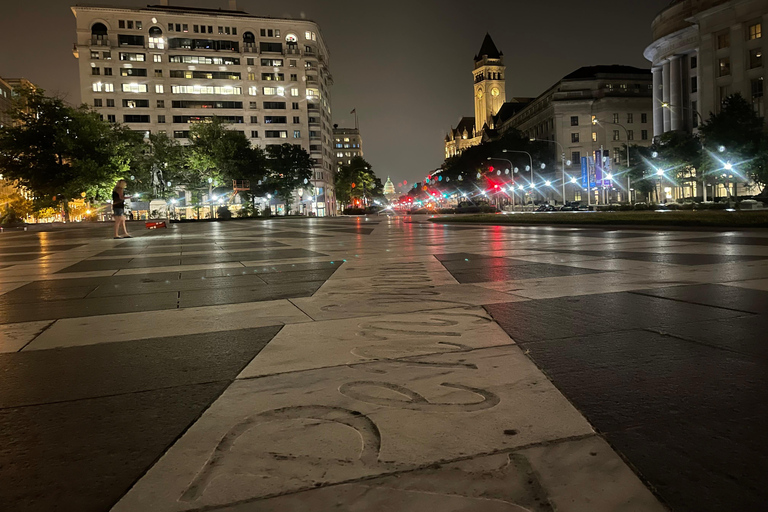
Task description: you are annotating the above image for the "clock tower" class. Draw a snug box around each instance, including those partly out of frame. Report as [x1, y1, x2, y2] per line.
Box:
[473, 33, 506, 132]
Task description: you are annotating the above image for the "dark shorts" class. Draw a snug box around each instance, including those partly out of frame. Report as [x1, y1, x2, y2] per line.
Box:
[113, 207, 125, 217]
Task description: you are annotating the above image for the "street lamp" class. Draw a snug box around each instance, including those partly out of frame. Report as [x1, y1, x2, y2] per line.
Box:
[661, 102, 704, 127]
[593, 118, 633, 203]
[530, 138, 571, 204]
[486, 156, 517, 207]
[502, 150, 536, 204]
[656, 168, 665, 204]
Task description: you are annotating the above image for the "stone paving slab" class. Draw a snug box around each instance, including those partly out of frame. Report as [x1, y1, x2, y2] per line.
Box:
[631, 283, 768, 314]
[239, 307, 514, 378]
[112, 346, 595, 512]
[0, 326, 281, 409]
[485, 291, 745, 342]
[0, 382, 229, 512]
[0, 320, 53, 353]
[223, 436, 665, 512]
[516, 328, 768, 512]
[25, 299, 312, 350]
[291, 283, 527, 321]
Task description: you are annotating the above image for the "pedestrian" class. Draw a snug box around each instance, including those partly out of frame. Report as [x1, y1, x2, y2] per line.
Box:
[112, 179, 132, 239]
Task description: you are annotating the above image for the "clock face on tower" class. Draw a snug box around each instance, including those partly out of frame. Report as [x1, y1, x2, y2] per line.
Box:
[476, 89, 484, 99]
[491, 88, 500, 97]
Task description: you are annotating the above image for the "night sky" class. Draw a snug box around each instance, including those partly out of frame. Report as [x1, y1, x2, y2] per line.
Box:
[0, 0, 670, 187]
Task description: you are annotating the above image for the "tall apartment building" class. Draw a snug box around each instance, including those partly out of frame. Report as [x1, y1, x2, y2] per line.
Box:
[72, 2, 336, 216]
[645, 0, 766, 137]
[332, 125, 363, 171]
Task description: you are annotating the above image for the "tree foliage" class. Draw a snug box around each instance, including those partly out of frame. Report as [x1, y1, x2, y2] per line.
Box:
[253, 143, 313, 213]
[0, 86, 139, 207]
[335, 156, 382, 207]
[699, 94, 768, 189]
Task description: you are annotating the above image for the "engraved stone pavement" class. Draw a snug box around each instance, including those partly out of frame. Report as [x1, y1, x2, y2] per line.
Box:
[2, 218, 768, 512]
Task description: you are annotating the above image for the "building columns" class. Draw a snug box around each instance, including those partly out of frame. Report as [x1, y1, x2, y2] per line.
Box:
[662, 60, 671, 132]
[652, 66, 664, 137]
[670, 55, 683, 131]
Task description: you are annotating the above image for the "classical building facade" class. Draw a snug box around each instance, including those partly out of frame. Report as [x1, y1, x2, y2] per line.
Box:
[645, 0, 767, 136]
[72, 2, 336, 216]
[644, 0, 765, 199]
[497, 66, 654, 204]
[332, 125, 363, 171]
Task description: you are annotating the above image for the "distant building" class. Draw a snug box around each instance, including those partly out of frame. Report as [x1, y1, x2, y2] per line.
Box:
[497, 66, 654, 203]
[644, 0, 767, 137]
[383, 176, 396, 200]
[71, 1, 336, 216]
[332, 125, 362, 170]
[0, 77, 12, 128]
[445, 34, 530, 159]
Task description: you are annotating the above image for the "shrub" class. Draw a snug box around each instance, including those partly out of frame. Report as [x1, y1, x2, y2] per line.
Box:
[633, 202, 650, 211]
[343, 208, 366, 215]
[216, 206, 233, 220]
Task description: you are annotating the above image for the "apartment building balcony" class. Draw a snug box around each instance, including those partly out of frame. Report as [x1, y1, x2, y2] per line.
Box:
[284, 47, 302, 56]
[90, 37, 112, 47]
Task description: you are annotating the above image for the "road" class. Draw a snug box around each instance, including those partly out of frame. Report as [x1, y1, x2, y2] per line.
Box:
[1, 217, 767, 512]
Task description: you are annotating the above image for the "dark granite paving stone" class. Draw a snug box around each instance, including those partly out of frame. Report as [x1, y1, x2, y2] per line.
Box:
[521, 329, 768, 512]
[0, 243, 83, 255]
[178, 281, 323, 308]
[215, 241, 289, 249]
[434, 252, 501, 262]
[323, 227, 375, 235]
[178, 255, 247, 265]
[656, 315, 768, 359]
[233, 248, 329, 261]
[682, 235, 768, 246]
[56, 258, 135, 273]
[439, 256, 539, 272]
[449, 263, 603, 284]
[0, 292, 179, 324]
[94, 247, 183, 257]
[0, 382, 228, 512]
[86, 274, 268, 297]
[555, 250, 768, 266]
[0, 283, 99, 305]
[242, 260, 344, 273]
[0, 325, 281, 408]
[607, 417, 768, 512]
[565, 231, 653, 239]
[632, 284, 768, 314]
[0, 253, 44, 263]
[484, 292, 745, 343]
[257, 268, 336, 284]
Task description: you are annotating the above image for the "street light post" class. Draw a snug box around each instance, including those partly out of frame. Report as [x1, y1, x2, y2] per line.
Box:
[502, 150, 535, 204]
[486, 157, 516, 209]
[593, 119, 633, 204]
[530, 138, 571, 205]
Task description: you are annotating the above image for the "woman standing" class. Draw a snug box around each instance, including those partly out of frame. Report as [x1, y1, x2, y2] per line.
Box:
[112, 179, 132, 239]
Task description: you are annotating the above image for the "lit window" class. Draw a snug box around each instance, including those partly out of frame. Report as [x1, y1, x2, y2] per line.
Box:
[263, 87, 277, 95]
[155, 84, 164, 93]
[749, 23, 762, 40]
[592, 132, 597, 142]
[719, 57, 731, 76]
[171, 85, 241, 95]
[290, 88, 299, 96]
[293, 130, 301, 138]
[153, 54, 162, 63]
[104, 83, 114, 92]
[249, 86, 258, 95]
[122, 83, 148, 93]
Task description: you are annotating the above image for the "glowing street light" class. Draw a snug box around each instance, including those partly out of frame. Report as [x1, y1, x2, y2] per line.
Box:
[545, 180, 551, 187]
[724, 162, 733, 171]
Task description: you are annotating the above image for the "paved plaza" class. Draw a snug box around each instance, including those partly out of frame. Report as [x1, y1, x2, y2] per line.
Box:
[1, 218, 768, 512]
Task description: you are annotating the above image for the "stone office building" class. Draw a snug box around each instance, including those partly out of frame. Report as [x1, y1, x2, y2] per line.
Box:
[71, 1, 336, 216]
[497, 66, 654, 204]
[644, 0, 766, 199]
[332, 125, 363, 172]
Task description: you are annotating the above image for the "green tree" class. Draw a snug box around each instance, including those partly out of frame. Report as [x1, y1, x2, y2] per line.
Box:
[335, 156, 381, 208]
[699, 94, 768, 194]
[0, 86, 139, 217]
[256, 143, 312, 214]
[130, 132, 187, 199]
